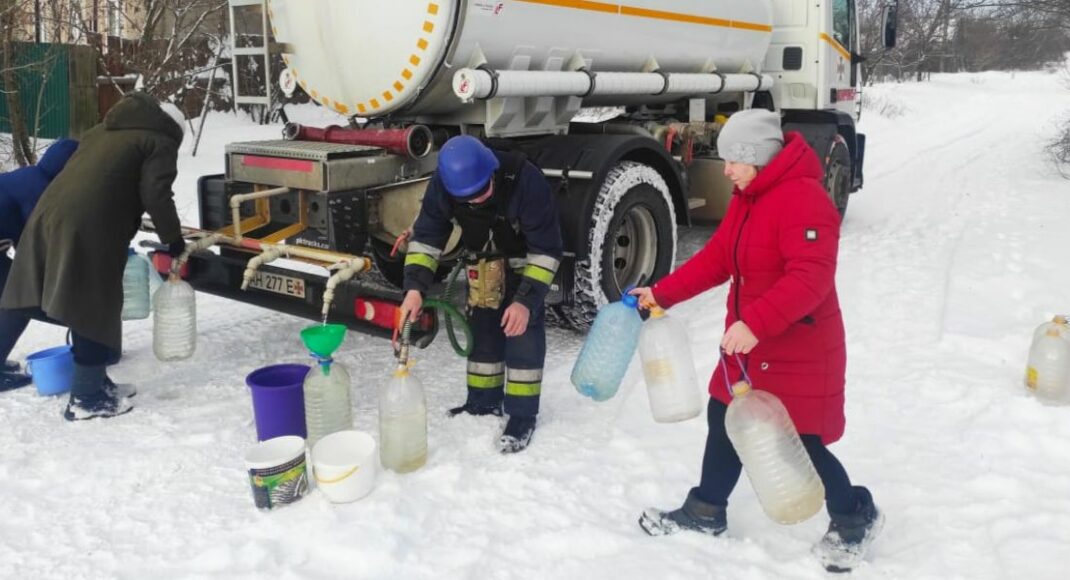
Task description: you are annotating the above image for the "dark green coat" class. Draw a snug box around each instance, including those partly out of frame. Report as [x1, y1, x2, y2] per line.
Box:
[1, 92, 184, 351]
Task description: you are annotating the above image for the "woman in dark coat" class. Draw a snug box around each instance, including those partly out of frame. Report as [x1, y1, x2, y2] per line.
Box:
[0, 138, 79, 385]
[630, 109, 882, 573]
[0, 92, 187, 420]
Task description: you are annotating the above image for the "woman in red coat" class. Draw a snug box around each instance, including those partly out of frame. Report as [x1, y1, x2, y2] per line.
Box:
[631, 109, 882, 572]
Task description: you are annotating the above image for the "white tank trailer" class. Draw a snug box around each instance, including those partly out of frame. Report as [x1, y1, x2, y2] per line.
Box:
[170, 0, 898, 337]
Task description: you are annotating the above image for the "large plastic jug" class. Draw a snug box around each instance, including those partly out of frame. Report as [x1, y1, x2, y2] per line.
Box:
[122, 248, 152, 321]
[1031, 315, 1069, 342]
[639, 307, 703, 422]
[379, 364, 428, 473]
[571, 293, 642, 401]
[725, 381, 825, 524]
[1026, 316, 1070, 403]
[153, 277, 196, 361]
[300, 324, 354, 448]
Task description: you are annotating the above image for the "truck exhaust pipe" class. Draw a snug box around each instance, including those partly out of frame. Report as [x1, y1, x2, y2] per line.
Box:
[283, 123, 433, 159]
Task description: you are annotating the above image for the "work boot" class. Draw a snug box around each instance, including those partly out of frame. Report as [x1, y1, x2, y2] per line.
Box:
[497, 415, 536, 454]
[639, 490, 728, 537]
[448, 400, 503, 417]
[0, 369, 32, 392]
[813, 487, 884, 573]
[63, 363, 133, 421]
[103, 374, 137, 399]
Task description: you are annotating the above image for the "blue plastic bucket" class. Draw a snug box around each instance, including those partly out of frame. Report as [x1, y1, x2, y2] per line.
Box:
[26, 346, 75, 396]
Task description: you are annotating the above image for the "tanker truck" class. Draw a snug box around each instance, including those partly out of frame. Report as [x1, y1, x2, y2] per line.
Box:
[152, 0, 898, 343]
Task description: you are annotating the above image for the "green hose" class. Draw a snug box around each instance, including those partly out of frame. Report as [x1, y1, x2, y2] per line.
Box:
[423, 298, 472, 358]
[422, 260, 473, 358]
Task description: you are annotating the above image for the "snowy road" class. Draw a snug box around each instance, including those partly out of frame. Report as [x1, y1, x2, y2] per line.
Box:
[2, 71, 1069, 580]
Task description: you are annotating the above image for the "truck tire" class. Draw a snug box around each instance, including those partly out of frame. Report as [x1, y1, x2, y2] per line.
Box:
[825, 140, 851, 218]
[370, 238, 454, 288]
[370, 239, 408, 288]
[558, 161, 677, 328]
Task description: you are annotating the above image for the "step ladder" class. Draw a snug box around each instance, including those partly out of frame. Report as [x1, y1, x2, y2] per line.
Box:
[229, 0, 272, 108]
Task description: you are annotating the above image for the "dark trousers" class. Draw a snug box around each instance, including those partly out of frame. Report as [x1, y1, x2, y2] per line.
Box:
[1, 255, 113, 368]
[465, 272, 546, 418]
[0, 306, 112, 367]
[0, 255, 30, 365]
[693, 398, 861, 516]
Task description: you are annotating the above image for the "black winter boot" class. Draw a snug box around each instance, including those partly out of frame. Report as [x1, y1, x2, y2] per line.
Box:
[497, 415, 536, 454]
[448, 386, 504, 417]
[63, 363, 133, 421]
[448, 401, 503, 417]
[0, 366, 31, 392]
[813, 487, 884, 573]
[103, 374, 137, 399]
[639, 490, 727, 537]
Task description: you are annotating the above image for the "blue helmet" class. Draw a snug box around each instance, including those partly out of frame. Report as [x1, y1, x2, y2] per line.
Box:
[437, 135, 499, 199]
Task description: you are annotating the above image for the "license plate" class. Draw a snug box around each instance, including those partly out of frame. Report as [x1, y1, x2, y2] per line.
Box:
[249, 272, 306, 298]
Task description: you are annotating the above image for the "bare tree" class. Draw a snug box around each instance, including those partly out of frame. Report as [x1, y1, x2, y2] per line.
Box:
[125, 0, 229, 98]
[860, 0, 1069, 82]
[54, 0, 228, 102]
[1, 0, 37, 166]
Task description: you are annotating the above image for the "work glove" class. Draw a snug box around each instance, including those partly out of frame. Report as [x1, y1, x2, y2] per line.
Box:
[167, 239, 187, 258]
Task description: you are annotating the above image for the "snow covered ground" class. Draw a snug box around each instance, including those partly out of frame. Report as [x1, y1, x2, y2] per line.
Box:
[2, 71, 1069, 580]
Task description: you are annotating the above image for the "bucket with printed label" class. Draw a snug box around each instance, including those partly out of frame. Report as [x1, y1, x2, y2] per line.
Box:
[244, 435, 309, 510]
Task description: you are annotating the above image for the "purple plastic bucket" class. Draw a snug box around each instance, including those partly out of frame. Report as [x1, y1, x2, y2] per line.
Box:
[246, 364, 309, 442]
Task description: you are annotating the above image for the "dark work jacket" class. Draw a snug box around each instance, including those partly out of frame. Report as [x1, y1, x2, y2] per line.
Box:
[403, 150, 564, 310]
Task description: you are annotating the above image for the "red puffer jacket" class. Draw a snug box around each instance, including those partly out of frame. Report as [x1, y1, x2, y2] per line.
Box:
[653, 132, 847, 444]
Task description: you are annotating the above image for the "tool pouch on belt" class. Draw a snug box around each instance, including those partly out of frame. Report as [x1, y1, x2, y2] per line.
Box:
[467, 258, 506, 310]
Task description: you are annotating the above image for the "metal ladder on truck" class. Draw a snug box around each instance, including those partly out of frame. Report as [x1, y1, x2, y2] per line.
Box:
[229, 0, 276, 111]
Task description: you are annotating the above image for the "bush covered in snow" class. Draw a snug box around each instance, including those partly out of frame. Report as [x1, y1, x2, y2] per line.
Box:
[861, 89, 909, 119]
[1048, 117, 1070, 176]
[1048, 59, 1070, 177]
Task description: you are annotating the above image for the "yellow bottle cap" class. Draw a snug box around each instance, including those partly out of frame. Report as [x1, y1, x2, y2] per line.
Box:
[392, 362, 413, 378]
[1054, 315, 1067, 325]
[731, 381, 752, 397]
[650, 307, 666, 319]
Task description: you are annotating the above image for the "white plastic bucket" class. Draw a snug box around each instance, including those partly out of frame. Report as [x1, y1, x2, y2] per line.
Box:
[244, 435, 309, 510]
[311, 430, 378, 503]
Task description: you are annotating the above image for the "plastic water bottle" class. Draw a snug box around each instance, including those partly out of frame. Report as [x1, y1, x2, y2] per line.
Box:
[725, 381, 825, 525]
[300, 323, 353, 448]
[639, 307, 703, 422]
[379, 365, 427, 473]
[153, 278, 196, 361]
[571, 293, 642, 401]
[304, 358, 353, 449]
[1031, 315, 1069, 342]
[122, 248, 151, 321]
[1026, 316, 1070, 403]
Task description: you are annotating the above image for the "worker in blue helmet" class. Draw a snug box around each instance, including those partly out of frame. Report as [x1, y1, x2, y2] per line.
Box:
[399, 135, 563, 454]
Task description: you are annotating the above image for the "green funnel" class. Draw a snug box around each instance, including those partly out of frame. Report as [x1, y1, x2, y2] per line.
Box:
[301, 323, 346, 358]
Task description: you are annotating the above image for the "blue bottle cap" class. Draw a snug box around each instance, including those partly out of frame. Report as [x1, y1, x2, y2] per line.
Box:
[621, 292, 639, 309]
[127, 247, 136, 256]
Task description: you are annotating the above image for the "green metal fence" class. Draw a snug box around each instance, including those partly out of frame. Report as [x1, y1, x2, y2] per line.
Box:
[0, 42, 98, 139]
